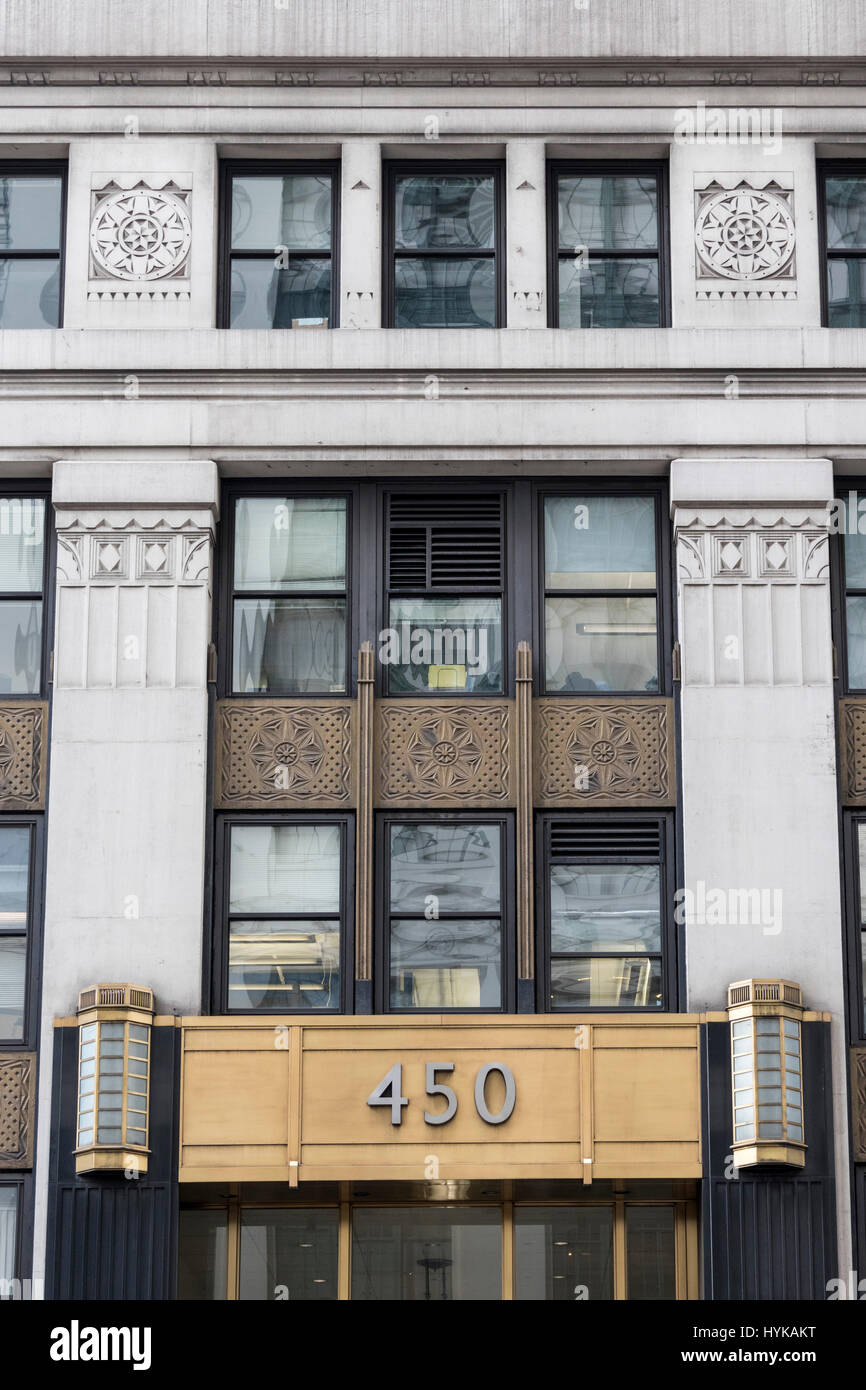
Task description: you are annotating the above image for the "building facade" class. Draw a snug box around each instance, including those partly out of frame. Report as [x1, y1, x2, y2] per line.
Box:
[0, 0, 865, 1301]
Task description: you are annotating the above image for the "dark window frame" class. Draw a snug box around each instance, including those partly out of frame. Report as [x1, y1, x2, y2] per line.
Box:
[0, 485, 52, 700]
[0, 159, 67, 330]
[843, 812, 866, 1042]
[213, 811, 355, 1017]
[379, 480, 510, 698]
[546, 160, 670, 329]
[0, 816, 45, 1053]
[376, 810, 516, 1015]
[817, 160, 866, 328]
[534, 479, 672, 697]
[217, 480, 358, 699]
[535, 810, 678, 1014]
[0, 1177, 25, 1291]
[217, 159, 341, 330]
[831, 484, 866, 696]
[382, 159, 506, 329]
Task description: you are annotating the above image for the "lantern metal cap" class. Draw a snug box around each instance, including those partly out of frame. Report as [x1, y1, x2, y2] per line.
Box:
[77, 984, 154, 1014]
[726, 979, 803, 1010]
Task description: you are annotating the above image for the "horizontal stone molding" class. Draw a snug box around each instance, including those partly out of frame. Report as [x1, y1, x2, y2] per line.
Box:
[0, 1052, 34, 1169]
[534, 698, 675, 807]
[215, 700, 355, 808]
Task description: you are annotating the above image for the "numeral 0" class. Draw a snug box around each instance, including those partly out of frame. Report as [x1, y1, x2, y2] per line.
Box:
[367, 1061, 516, 1127]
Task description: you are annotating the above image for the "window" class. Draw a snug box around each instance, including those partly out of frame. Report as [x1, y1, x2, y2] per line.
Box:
[220, 162, 338, 329]
[383, 490, 505, 694]
[840, 489, 866, 690]
[849, 821, 866, 1036]
[548, 162, 668, 328]
[240, 1209, 339, 1300]
[384, 162, 504, 327]
[538, 817, 674, 1011]
[820, 163, 866, 326]
[542, 492, 660, 693]
[0, 825, 33, 1042]
[352, 1207, 501, 1301]
[0, 164, 64, 328]
[0, 496, 47, 695]
[0, 1186, 18, 1297]
[380, 817, 511, 1012]
[220, 818, 352, 1013]
[229, 492, 349, 695]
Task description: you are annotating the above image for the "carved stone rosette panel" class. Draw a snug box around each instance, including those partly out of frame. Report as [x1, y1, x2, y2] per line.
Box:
[839, 701, 866, 805]
[215, 700, 354, 808]
[694, 174, 797, 300]
[377, 701, 512, 807]
[534, 699, 675, 807]
[0, 703, 48, 810]
[851, 1049, 866, 1162]
[0, 1053, 34, 1169]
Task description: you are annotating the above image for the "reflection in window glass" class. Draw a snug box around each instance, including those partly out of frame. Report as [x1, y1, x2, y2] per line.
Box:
[0, 170, 63, 327]
[858, 824, 866, 1033]
[0, 176, 62, 251]
[554, 170, 662, 328]
[177, 1210, 227, 1301]
[0, 1188, 17, 1295]
[0, 825, 30, 1041]
[240, 1209, 339, 1300]
[545, 497, 656, 590]
[351, 1206, 502, 1301]
[558, 258, 659, 329]
[225, 168, 334, 328]
[390, 171, 499, 328]
[824, 175, 866, 325]
[386, 597, 503, 694]
[234, 498, 346, 592]
[514, 1206, 613, 1301]
[228, 824, 343, 1012]
[388, 823, 502, 1010]
[626, 1207, 676, 1300]
[394, 257, 495, 328]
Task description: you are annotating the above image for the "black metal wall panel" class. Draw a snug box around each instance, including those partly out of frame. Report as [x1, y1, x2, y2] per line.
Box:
[702, 1020, 837, 1300]
[45, 1022, 179, 1301]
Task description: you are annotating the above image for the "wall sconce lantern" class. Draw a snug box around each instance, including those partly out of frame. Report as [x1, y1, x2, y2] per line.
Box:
[75, 984, 154, 1175]
[727, 978, 805, 1169]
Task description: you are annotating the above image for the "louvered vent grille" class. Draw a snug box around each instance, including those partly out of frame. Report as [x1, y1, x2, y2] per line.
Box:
[549, 821, 662, 860]
[387, 494, 503, 590]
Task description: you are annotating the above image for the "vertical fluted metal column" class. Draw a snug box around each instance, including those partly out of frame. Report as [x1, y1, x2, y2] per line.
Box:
[515, 641, 535, 989]
[355, 642, 375, 995]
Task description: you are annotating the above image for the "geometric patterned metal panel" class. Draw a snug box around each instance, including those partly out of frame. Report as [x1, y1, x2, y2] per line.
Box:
[839, 700, 866, 805]
[214, 700, 354, 808]
[376, 700, 513, 807]
[0, 702, 48, 811]
[852, 1048, 866, 1162]
[533, 698, 675, 807]
[0, 1052, 34, 1169]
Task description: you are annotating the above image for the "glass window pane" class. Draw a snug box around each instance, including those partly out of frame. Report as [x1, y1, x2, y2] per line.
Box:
[239, 1208, 338, 1300]
[550, 865, 661, 953]
[825, 178, 866, 250]
[544, 496, 656, 591]
[395, 257, 495, 328]
[0, 1187, 17, 1292]
[234, 497, 346, 592]
[0, 259, 61, 328]
[557, 176, 658, 251]
[514, 1206, 613, 1301]
[559, 257, 660, 328]
[178, 1210, 228, 1301]
[0, 827, 29, 929]
[545, 595, 658, 692]
[230, 823, 341, 914]
[0, 939, 25, 1039]
[0, 500, 44, 591]
[0, 600, 42, 694]
[229, 259, 330, 329]
[233, 596, 346, 694]
[550, 956, 662, 1009]
[229, 919, 340, 1010]
[626, 1206, 676, 1299]
[0, 176, 62, 250]
[828, 258, 866, 327]
[844, 494, 866, 588]
[386, 598, 502, 693]
[390, 918, 501, 1008]
[395, 176, 495, 250]
[230, 175, 332, 251]
[351, 1206, 501, 1301]
[390, 823, 501, 913]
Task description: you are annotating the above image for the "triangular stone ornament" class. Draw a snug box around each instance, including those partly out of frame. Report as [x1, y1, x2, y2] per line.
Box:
[516, 180, 535, 190]
[352, 179, 370, 190]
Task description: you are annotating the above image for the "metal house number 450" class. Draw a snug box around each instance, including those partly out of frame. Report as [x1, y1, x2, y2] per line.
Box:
[366, 1062, 516, 1127]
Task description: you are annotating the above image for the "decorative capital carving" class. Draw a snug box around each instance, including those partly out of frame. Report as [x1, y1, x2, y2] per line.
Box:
[534, 699, 675, 807]
[377, 701, 512, 806]
[0, 704, 48, 810]
[215, 701, 354, 808]
[0, 1053, 34, 1168]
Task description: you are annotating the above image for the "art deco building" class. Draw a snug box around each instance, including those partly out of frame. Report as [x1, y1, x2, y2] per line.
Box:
[0, 0, 864, 1302]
